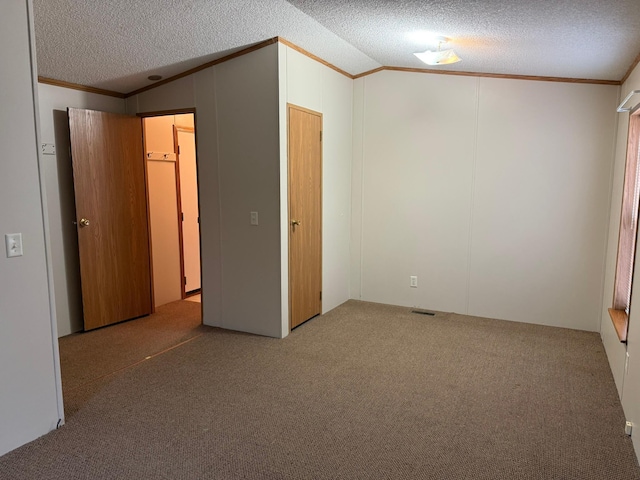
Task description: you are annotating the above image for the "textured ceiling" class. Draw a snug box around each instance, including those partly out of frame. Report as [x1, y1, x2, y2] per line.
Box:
[33, 0, 640, 94]
[288, 0, 640, 81]
[32, 0, 379, 93]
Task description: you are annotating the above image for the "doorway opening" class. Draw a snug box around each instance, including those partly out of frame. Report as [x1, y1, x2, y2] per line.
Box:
[60, 108, 205, 420]
[142, 112, 202, 308]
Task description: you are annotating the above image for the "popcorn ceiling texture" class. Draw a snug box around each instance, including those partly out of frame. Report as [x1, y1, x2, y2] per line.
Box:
[33, 0, 640, 93]
[288, 0, 640, 81]
[32, 0, 380, 93]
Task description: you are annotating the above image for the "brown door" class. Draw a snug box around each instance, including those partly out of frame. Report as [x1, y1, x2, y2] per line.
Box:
[288, 104, 322, 329]
[68, 108, 152, 331]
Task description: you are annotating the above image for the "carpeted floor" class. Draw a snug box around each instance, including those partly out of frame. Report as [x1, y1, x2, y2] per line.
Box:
[1, 300, 639, 479]
[59, 299, 210, 417]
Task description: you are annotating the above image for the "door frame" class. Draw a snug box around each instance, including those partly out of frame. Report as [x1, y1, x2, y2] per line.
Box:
[173, 124, 201, 299]
[287, 103, 323, 332]
[138, 109, 202, 310]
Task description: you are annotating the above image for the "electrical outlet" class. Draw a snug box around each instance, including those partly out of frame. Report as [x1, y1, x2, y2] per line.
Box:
[250, 211, 258, 226]
[410, 276, 418, 288]
[41, 143, 56, 155]
[626, 421, 633, 436]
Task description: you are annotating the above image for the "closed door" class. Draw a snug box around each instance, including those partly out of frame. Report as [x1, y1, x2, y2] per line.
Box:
[176, 127, 201, 294]
[68, 108, 152, 331]
[288, 104, 322, 329]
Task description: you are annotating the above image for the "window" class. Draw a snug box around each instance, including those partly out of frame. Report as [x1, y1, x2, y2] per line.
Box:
[610, 111, 640, 343]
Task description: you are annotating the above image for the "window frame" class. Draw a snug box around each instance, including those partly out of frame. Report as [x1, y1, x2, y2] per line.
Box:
[609, 109, 640, 343]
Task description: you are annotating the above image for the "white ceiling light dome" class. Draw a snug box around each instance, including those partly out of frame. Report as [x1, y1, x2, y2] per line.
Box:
[414, 37, 461, 66]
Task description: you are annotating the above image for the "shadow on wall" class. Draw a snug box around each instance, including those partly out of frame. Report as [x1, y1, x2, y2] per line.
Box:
[53, 109, 83, 334]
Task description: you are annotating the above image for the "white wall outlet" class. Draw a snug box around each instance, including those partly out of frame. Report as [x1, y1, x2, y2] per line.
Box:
[5, 233, 23, 258]
[250, 211, 259, 226]
[625, 421, 633, 436]
[410, 275, 418, 288]
[41, 143, 56, 155]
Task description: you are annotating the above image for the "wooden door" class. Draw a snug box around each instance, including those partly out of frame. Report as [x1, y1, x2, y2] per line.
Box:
[68, 108, 152, 331]
[288, 104, 322, 329]
[175, 126, 201, 295]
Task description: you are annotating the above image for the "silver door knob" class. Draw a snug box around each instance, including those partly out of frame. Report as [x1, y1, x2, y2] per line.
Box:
[79, 218, 90, 227]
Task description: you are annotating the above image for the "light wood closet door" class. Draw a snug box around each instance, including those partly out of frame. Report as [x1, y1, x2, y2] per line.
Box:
[288, 104, 322, 329]
[68, 108, 152, 331]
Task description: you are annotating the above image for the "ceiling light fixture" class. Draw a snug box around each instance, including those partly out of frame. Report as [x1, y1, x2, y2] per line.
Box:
[414, 37, 461, 66]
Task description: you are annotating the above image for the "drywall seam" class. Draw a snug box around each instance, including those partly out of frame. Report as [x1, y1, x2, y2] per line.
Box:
[212, 66, 226, 330]
[358, 77, 366, 300]
[347, 70, 364, 298]
[26, 0, 64, 426]
[464, 77, 481, 315]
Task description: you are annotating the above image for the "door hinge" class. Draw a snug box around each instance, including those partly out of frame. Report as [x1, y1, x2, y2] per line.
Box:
[320, 291, 322, 300]
[320, 131, 323, 142]
[184, 276, 187, 285]
[177, 145, 181, 155]
[181, 212, 184, 221]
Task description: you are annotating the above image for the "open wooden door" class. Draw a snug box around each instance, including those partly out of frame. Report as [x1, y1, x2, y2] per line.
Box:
[288, 104, 322, 329]
[68, 108, 152, 331]
[175, 126, 201, 295]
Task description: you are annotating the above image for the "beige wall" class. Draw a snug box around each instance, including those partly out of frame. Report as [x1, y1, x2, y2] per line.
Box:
[603, 60, 640, 461]
[146, 155, 181, 306]
[352, 70, 619, 332]
[0, 0, 60, 455]
[38, 84, 126, 336]
[127, 45, 283, 337]
[279, 45, 354, 335]
[3, 24, 636, 457]
[129, 43, 353, 338]
[215, 44, 283, 336]
[144, 115, 183, 308]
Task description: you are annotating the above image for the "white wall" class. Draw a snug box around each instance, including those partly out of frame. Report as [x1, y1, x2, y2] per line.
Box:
[352, 70, 619, 332]
[603, 60, 640, 462]
[215, 44, 283, 337]
[38, 83, 126, 336]
[0, 0, 60, 455]
[128, 72, 223, 329]
[128, 45, 284, 337]
[279, 45, 353, 332]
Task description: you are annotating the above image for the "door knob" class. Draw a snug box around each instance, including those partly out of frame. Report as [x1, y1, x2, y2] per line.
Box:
[291, 220, 301, 227]
[79, 218, 90, 227]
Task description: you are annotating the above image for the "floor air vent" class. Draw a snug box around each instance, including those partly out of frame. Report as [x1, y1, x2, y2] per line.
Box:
[411, 310, 436, 316]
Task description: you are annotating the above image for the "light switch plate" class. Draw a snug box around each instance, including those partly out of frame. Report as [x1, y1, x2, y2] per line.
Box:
[5, 233, 23, 257]
[250, 211, 259, 226]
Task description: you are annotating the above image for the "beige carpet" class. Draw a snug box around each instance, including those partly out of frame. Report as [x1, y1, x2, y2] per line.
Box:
[59, 299, 209, 417]
[1, 300, 639, 479]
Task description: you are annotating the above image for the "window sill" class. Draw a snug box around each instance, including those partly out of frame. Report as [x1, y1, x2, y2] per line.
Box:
[608, 309, 629, 343]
